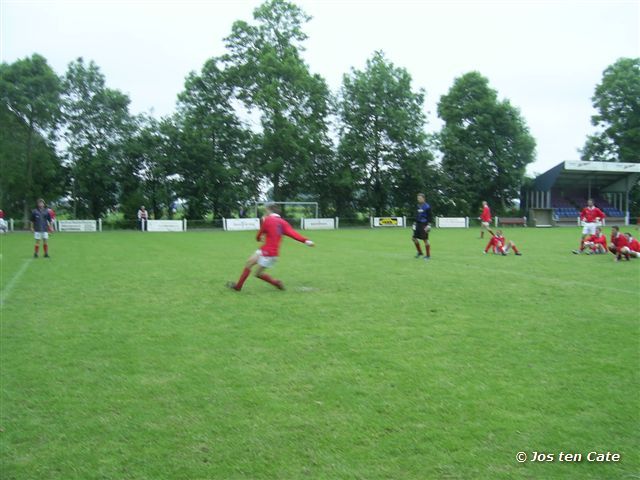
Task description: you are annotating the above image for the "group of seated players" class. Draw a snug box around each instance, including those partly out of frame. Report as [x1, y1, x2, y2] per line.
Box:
[574, 226, 640, 261]
[570, 199, 639, 261]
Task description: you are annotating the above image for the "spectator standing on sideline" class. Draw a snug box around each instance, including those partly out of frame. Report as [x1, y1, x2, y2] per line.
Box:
[137, 206, 148, 231]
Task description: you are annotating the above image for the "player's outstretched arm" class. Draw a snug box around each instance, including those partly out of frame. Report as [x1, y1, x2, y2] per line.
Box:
[282, 221, 311, 244]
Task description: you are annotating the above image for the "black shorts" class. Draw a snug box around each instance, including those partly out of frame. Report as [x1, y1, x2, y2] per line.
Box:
[413, 222, 429, 240]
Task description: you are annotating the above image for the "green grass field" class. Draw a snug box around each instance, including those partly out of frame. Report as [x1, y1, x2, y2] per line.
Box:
[1, 227, 638, 479]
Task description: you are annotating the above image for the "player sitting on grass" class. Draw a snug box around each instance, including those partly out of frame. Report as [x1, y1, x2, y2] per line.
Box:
[483, 229, 522, 256]
[227, 203, 314, 291]
[622, 233, 640, 259]
[580, 227, 608, 254]
[608, 226, 631, 262]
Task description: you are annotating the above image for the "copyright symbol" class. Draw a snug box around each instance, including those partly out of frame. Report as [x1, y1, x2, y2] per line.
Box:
[516, 452, 527, 463]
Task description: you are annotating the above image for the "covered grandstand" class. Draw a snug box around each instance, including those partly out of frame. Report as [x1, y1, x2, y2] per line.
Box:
[523, 161, 640, 226]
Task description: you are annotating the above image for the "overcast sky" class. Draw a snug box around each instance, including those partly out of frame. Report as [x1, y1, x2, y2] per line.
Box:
[2, 0, 638, 175]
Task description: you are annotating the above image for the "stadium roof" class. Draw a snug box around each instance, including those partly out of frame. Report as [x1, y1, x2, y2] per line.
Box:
[533, 161, 640, 193]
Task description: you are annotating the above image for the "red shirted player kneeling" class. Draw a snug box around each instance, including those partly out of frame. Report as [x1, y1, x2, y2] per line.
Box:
[227, 204, 315, 291]
[483, 229, 522, 256]
[608, 226, 635, 262]
[614, 231, 640, 261]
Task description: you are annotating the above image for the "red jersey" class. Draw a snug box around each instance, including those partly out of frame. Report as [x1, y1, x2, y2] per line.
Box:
[611, 232, 629, 250]
[257, 214, 308, 257]
[588, 233, 607, 249]
[627, 238, 640, 253]
[485, 235, 505, 253]
[0, 210, 4, 219]
[481, 205, 492, 222]
[580, 206, 605, 223]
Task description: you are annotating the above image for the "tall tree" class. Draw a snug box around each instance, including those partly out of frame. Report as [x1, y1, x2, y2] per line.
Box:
[223, 0, 333, 204]
[337, 51, 434, 216]
[119, 115, 174, 220]
[61, 58, 134, 218]
[173, 58, 256, 219]
[581, 57, 640, 163]
[0, 54, 63, 219]
[438, 71, 536, 214]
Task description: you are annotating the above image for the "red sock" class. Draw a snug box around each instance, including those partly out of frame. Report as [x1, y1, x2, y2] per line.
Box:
[425, 243, 431, 257]
[44, 244, 48, 255]
[257, 273, 282, 288]
[235, 268, 251, 290]
[512, 245, 519, 254]
[35, 244, 39, 254]
[415, 242, 423, 255]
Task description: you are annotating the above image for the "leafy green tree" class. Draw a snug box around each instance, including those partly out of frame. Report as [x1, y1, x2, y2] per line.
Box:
[172, 58, 256, 219]
[119, 115, 174, 220]
[61, 58, 134, 218]
[438, 71, 536, 214]
[0, 54, 64, 219]
[337, 51, 435, 216]
[581, 57, 640, 163]
[223, 0, 333, 204]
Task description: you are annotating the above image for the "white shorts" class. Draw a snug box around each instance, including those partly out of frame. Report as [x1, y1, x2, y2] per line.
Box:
[256, 249, 277, 268]
[582, 222, 598, 235]
[481, 221, 490, 228]
[34, 232, 49, 240]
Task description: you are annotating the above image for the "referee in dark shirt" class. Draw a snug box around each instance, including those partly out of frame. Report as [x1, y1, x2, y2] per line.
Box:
[412, 193, 432, 260]
[30, 198, 52, 258]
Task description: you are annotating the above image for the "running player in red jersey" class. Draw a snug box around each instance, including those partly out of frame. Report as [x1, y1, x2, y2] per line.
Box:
[608, 226, 630, 261]
[581, 227, 608, 254]
[483, 229, 522, 256]
[573, 199, 606, 254]
[479, 201, 492, 239]
[227, 204, 315, 291]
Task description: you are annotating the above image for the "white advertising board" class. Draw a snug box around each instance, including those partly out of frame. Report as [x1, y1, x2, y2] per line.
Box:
[372, 217, 405, 227]
[436, 217, 468, 228]
[302, 218, 336, 230]
[224, 218, 260, 231]
[58, 220, 97, 232]
[147, 220, 185, 232]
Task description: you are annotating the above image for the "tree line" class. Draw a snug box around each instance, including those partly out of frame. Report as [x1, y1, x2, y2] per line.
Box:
[1, 0, 638, 221]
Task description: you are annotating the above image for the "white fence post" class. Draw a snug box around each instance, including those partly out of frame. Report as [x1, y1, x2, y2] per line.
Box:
[466, 217, 469, 228]
[370, 217, 373, 228]
[335, 217, 339, 229]
[10, 219, 14, 231]
[98, 218, 102, 232]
